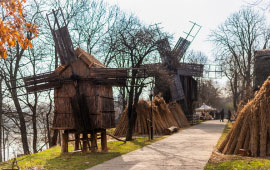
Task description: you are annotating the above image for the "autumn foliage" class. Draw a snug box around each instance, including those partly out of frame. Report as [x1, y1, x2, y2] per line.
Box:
[0, 0, 38, 59]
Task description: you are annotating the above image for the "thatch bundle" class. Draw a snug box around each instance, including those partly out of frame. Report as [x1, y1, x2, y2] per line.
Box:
[113, 95, 189, 136]
[169, 102, 190, 127]
[219, 79, 270, 157]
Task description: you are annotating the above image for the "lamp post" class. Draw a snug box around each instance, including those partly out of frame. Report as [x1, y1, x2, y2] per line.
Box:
[149, 90, 153, 140]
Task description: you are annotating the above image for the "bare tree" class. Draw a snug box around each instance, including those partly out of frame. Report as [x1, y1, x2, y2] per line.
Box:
[209, 8, 267, 102]
[197, 79, 222, 108]
[71, 0, 120, 55]
[103, 14, 166, 141]
[185, 50, 208, 64]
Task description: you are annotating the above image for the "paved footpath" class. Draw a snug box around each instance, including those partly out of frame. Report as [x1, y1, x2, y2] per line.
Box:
[87, 120, 226, 170]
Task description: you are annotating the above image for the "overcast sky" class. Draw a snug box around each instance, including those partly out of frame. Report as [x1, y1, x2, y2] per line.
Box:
[103, 0, 255, 62]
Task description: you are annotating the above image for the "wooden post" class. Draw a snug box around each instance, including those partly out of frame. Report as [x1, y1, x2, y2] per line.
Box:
[61, 132, 68, 153]
[91, 132, 97, 152]
[82, 133, 88, 153]
[101, 130, 107, 152]
[74, 133, 80, 151]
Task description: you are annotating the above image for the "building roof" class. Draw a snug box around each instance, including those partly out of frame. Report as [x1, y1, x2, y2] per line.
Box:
[55, 48, 105, 75]
[75, 48, 105, 68]
[255, 49, 270, 57]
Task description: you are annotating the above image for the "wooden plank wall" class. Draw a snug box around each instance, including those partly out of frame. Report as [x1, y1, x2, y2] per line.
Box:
[53, 58, 115, 130]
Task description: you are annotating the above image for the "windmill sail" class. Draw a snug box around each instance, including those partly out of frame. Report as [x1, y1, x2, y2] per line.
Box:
[47, 9, 76, 65]
[173, 37, 191, 61]
[157, 38, 172, 65]
[23, 72, 61, 93]
[176, 63, 204, 77]
[53, 26, 76, 65]
[170, 74, 185, 101]
[22, 67, 129, 93]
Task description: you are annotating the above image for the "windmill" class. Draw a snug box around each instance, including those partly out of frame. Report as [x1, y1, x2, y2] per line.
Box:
[150, 22, 203, 116]
[12, 9, 130, 153]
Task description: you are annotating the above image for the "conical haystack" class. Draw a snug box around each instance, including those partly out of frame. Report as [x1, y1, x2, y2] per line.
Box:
[219, 79, 270, 157]
[169, 102, 190, 127]
[114, 95, 189, 136]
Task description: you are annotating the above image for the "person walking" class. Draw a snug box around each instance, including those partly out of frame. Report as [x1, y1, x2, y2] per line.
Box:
[228, 109, 232, 122]
[220, 109, 224, 122]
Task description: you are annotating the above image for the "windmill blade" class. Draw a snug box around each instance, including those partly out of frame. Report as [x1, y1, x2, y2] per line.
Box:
[173, 21, 202, 61]
[53, 26, 76, 65]
[88, 68, 128, 78]
[169, 73, 185, 101]
[176, 63, 204, 77]
[47, 8, 76, 65]
[172, 37, 191, 61]
[24, 72, 61, 93]
[157, 38, 172, 65]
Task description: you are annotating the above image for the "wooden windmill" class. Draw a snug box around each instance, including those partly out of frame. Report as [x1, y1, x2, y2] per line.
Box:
[16, 9, 129, 153]
[149, 22, 203, 116]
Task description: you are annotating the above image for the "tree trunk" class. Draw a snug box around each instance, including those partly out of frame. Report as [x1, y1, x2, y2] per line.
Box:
[233, 70, 238, 111]
[0, 78, 3, 162]
[126, 77, 135, 141]
[126, 76, 143, 141]
[50, 130, 58, 147]
[10, 84, 29, 154]
[32, 110, 37, 153]
[6, 47, 30, 155]
[32, 92, 38, 153]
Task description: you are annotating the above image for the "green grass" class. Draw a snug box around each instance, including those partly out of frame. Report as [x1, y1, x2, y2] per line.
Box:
[205, 122, 270, 170]
[0, 136, 165, 170]
[205, 159, 270, 170]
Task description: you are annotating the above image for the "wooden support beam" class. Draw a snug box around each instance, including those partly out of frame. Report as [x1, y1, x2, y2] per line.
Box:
[82, 133, 88, 153]
[107, 133, 126, 143]
[101, 130, 107, 152]
[61, 132, 68, 153]
[25, 81, 61, 93]
[74, 133, 80, 151]
[91, 132, 97, 152]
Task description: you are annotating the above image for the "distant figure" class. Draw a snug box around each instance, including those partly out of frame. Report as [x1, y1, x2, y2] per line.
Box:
[228, 110, 232, 122]
[220, 109, 224, 122]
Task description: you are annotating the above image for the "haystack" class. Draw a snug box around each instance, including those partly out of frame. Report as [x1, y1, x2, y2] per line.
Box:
[169, 102, 190, 127]
[113, 95, 189, 136]
[219, 79, 270, 157]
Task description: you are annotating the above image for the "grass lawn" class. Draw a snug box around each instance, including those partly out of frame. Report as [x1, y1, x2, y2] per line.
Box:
[0, 136, 165, 170]
[205, 122, 270, 170]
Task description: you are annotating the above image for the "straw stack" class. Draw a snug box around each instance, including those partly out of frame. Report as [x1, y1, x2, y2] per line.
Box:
[114, 95, 189, 136]
[219, 79, 270, 157]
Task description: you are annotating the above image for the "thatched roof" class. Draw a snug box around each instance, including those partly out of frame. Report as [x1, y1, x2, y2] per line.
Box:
[55, 48, 105, 75]
[75, 48, 105, 68]
[255, 49, 270, 57]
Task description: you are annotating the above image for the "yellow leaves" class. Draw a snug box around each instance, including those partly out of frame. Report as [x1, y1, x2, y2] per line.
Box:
[28, 41, 32, 49]
[3, 52, 7, 59]
[26, 23, 32, 28]
[0, 47, 7, 59]
[0, 0, 39, 59]
[8, 39, 15, 47]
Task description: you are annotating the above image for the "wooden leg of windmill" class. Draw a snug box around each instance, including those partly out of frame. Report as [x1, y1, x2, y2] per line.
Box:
[82, 133, 88, 152]
[74, 133, 80, 151]
[94, 133, 98, 150]
[61, 131, 68, 153]
[101, 130, 107, 152]
[91, 132, 97, 152]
